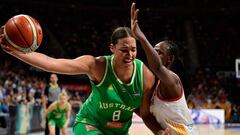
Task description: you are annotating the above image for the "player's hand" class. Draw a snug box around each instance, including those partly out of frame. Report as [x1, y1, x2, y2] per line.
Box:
[63, 123, 68, 129]
[157, 128, 170, 135]
[40, 120, 45, 129]
[130, 3, 146, 41]
[0, 26, 6, 48]
[0, 26, 16, 52]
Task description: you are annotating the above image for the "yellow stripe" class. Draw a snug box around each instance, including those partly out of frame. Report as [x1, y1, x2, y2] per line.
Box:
[165, 119, 189, 135]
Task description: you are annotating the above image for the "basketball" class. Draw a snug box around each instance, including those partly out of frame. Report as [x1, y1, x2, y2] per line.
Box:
[3, 14, 43, 53]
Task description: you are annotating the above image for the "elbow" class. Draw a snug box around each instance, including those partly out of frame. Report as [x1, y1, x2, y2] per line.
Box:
[150, 62, 162, 75]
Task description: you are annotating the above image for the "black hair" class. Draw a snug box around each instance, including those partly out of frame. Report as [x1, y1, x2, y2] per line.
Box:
[111, 27, 135, 45]
[165, 40, 179, 58]
[164, 40, 190, 97]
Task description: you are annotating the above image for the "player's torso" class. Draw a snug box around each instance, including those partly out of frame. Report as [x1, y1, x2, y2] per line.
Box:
[150, 84, 197, 135]
[77, 55, 144, 134]
[48, 102, 66, 119]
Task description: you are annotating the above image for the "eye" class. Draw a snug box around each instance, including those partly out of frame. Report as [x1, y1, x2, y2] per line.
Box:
[120, 49, 129, 53]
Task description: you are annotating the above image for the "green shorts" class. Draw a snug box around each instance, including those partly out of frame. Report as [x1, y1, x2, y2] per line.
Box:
[48, 117, 66, 128]
[73, 122, 103, 135]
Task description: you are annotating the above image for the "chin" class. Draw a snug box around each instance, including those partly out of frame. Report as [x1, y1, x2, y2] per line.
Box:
[123, 62, 133, 67]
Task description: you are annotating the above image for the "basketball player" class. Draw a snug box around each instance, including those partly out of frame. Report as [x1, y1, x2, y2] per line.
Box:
[131, 3, 198, 135]
[0, 26, 168, 134]
[43, 73, 62, 135]
[42, 91, 71, 135]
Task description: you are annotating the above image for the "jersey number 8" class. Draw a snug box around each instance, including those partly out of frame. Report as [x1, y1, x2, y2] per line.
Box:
[112, 110, 121, 121]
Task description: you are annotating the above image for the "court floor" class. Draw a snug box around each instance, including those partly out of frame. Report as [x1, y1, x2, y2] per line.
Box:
[29, 123, 240, 135]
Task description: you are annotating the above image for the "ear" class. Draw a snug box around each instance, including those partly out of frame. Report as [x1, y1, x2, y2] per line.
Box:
[168, 55, 175, 64]
[110, 44, 115, 53]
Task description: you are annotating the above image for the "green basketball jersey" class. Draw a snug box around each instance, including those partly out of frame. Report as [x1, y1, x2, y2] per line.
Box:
[75, 55, 144, 135]
[47, 101, 67, 120]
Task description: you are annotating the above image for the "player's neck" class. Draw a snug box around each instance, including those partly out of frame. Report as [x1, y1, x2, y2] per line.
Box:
[113, 62, 134, 84]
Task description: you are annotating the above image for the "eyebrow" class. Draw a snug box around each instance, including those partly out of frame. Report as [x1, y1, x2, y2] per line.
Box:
[120, 46, 136, 49]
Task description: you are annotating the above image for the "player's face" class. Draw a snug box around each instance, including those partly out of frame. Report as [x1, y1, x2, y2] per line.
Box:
[154, 42, 169, 66]
[112, 37, 137, 66]
[59, 95, 67, 104]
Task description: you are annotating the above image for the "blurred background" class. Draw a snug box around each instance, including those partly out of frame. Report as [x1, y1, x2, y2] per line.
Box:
[0, 0, 240, 134]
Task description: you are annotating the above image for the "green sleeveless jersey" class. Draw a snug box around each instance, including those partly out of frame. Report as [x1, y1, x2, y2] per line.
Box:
[75, 55, 144, 135]
[47, 101, 67, 120]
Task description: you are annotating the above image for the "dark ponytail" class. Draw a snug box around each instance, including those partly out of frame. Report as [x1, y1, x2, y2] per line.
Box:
[111, 27, 134, 45]
[165, 40, 190, 97]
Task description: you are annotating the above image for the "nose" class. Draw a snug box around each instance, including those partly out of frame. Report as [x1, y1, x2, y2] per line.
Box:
[127, 50, 134, 57]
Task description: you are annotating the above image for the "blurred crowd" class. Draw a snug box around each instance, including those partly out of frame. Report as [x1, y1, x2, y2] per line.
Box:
[0, 66, 85, 114]
[187, 68, 240, 122]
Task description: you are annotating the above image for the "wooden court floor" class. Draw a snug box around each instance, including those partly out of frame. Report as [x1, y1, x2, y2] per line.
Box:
[29, 123, 240, 135]
[129, 123, 240, 135]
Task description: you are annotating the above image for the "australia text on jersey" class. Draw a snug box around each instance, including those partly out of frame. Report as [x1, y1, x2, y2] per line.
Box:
[99, 102, 135, 111]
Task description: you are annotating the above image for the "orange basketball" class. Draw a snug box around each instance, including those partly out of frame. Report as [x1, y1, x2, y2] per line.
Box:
[4, 14, 43, 53]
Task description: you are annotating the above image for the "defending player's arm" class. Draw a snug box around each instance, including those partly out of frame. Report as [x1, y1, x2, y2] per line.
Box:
[131, 3, 178, 89]
[63, 103, 72, 128]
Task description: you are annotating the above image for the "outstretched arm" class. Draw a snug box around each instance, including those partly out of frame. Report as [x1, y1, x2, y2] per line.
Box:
[0, 26, 97, 79]
[131, 3, 178, 88]
[131, 3, 161, 75]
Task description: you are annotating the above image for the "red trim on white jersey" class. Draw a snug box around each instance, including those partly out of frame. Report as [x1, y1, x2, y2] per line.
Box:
[156, 81, 184, 102]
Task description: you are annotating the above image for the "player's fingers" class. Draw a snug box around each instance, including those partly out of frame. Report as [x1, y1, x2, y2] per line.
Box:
[131, 2, 136, 18]
[135, 9, 139, 21]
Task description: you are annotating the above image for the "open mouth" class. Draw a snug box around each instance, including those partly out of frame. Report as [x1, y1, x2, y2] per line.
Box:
[123, 59, 133, 63]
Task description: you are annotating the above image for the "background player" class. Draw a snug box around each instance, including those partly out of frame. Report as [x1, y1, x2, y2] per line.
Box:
[42, 91, 71, 135]
[42, 73, 62, 135]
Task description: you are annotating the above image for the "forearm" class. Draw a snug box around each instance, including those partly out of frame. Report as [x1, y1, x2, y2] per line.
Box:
[64, 118, 70, 127]
[142, 114, 163, 135]
[66, 118, 69, 125]
[43, 110, 48, 122]
[64, 107, 71, 127]
[138, 37, 162, 75]
[7, 51, 54, 72]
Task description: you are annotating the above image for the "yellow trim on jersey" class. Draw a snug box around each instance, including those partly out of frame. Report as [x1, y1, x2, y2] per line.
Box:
[165, 119, 189, 135]
[96, 56, 109, 87]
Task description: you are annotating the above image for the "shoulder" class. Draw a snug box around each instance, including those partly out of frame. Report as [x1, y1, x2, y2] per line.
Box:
[49, 101, 58, 109]
[90, 56, 107, 81]
[95, 56, 106, 63]
[169, 70, 181, 84]
[66, 102, 72, 110]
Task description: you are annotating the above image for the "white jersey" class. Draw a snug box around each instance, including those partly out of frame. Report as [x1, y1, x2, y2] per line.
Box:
[150, 83, 198, 135]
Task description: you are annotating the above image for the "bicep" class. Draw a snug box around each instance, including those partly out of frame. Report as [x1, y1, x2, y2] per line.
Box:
[46, 55, 96, 76]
